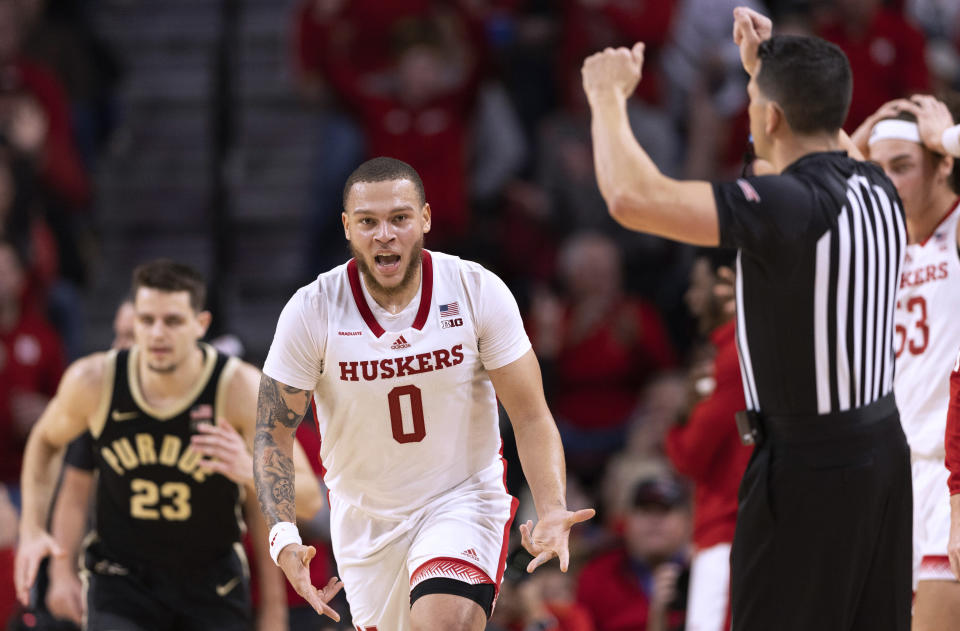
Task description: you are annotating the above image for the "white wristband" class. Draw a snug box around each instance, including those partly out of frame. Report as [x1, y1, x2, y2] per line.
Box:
[268, 521, 302, 566]
[941, 125, 960, 158]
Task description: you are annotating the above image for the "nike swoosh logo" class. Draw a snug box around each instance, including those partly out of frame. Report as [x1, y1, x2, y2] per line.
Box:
[215, 576, 242, 597]
[111, 410, 139, 422]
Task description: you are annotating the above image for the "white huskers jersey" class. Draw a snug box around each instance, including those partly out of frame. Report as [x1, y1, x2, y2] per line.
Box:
[894, 199, 960, 458]
[263, 250, 531, 517]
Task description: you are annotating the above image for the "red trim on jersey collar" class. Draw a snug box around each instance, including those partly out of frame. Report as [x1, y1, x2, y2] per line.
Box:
[918, 196, 960, 246]
[346, 250, 433, 338]
[412, 250, 434, 330]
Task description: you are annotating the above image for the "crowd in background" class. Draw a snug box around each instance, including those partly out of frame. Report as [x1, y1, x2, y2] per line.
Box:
[0, 0, 959, 629]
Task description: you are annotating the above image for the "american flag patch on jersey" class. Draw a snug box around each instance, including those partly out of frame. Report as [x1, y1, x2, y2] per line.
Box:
[190, 404, 213, 420]
[439, 302, 460, 317]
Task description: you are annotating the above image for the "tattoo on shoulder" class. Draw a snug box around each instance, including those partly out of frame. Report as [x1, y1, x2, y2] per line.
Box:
[256, 375, 311, 430]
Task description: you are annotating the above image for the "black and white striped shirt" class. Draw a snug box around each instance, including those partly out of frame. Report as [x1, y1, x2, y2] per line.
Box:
[713, 151, 906, 416]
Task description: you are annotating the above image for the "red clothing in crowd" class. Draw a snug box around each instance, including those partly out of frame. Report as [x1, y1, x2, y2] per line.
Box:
[293, 5, 480, 245]
[558, 0, 676, 106]
[946, 351, 960, 495]
[294, 0, 433, 76]
[576, 548, 685, 631]
[665, 321, 751, 549]
[502, 602, 596, 631]
[0, 547, 15, 625]
[0, 308, 64, 483]
[553, 298, 676, 430]
[818, 9, 929, 131]
[8, 59, 91, 208]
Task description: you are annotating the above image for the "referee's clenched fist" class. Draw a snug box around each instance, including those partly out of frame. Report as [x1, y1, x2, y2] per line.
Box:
[581, 43, 644, 102]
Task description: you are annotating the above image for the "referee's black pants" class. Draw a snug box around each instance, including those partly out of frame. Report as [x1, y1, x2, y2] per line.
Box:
[730, 395, 912, 631]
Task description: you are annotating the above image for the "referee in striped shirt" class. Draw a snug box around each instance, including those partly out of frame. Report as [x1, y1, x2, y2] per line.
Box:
[583, 8, 911, 631]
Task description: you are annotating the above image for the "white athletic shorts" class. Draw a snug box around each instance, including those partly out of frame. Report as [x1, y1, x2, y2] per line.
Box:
[686, 542, 731, 631]
[330, 468, 517, 631]
[912, 456, 955, 584]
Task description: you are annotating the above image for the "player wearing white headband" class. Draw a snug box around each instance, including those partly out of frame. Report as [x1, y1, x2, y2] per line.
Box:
[853, 97, 960, 630]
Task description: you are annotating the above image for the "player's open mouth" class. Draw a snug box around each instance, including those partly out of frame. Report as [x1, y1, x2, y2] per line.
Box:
[374, 254, 401, 273]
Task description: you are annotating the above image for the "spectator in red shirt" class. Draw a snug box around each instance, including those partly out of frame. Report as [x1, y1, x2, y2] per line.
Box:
[296, 4, 483, 250]
[557, 0, 676, 108]
[0, 238, 63, 490]
[577, 474, 691, 631]
[530, 232, 676, 487]
[817, 0, 930, 130]
[0, 0, 90, 210]
[665, 252, 751, 631]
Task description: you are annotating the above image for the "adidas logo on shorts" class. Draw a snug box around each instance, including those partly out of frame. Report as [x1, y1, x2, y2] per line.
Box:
[461, 548, 480, 562]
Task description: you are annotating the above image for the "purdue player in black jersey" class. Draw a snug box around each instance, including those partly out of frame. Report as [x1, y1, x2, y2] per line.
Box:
[14, 260, 323, 631]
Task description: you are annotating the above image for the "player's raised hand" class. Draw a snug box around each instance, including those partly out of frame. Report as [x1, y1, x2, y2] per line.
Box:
[278, 543, 343, 621]
[192, 417, 254, 487]
[14, 530, 64, 606]
[518, 507, 595, 573]
[849, 98, 914, 158]
[581, 43, 645, 103]
[910, 95, 956, 155]
[732, 6, 772, 76]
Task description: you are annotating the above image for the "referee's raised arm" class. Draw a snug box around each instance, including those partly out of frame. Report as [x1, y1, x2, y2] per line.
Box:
[584, 7, 911, 631]
[582, 41, 719, 247]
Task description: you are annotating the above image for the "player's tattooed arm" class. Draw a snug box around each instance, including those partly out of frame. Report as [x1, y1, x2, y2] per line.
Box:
[253, 374, 312, 526]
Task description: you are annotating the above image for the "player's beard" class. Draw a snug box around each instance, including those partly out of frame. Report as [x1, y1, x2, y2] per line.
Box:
[351, 236, 424, 299]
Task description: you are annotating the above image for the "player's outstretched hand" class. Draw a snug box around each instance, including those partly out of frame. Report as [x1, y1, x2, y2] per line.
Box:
[14, 530, 64, 606]
[278, 543, 343, 621]
[732, 6, 772, 76]
[519, 507, 596, 573]
[581, 43, 645, 103]
[910, 95, 956, 155]
[191, 417, 254, 487]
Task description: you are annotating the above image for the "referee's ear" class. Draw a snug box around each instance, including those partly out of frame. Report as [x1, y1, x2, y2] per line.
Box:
[765, 101, 784, 138]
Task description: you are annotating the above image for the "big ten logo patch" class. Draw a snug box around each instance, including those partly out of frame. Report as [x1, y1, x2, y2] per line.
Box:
[441, 317, 463, 329]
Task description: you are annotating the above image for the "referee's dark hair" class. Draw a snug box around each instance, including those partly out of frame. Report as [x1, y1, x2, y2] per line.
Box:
[756, 35, 852, 135]
[343, 157, 426, 209]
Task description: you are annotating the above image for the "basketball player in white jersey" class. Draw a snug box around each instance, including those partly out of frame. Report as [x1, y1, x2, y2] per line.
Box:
[853, 97, 960, 629]
[254, 157, 595, 630]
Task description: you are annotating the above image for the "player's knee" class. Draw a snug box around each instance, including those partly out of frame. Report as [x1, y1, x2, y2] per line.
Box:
[409, 582, 490, 631]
